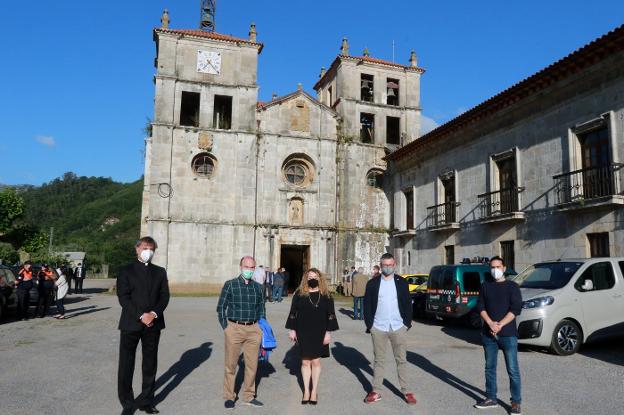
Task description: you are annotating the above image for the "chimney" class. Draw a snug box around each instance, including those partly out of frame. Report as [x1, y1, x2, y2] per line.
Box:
[319, 67, 326, 78]
[363, 47, 370, 57]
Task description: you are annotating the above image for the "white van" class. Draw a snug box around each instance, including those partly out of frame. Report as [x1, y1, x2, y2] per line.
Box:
[513, 258, 624, 355]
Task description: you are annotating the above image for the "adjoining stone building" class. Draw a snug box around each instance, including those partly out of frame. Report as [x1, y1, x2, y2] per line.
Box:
[141, 12, 424, 291]
[387, 25, 624, 274]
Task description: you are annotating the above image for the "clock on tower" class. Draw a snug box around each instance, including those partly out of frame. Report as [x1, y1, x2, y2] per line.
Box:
[197, 50, 221, 75]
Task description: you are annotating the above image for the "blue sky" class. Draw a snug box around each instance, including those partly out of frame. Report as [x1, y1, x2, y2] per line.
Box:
[1, 1, 622, 185]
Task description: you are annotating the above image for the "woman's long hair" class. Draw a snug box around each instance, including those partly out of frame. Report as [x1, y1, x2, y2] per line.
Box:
[296, 267, 330, 297]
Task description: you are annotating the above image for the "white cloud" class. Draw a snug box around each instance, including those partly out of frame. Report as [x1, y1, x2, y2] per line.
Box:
[35, 135, 56, 147]
[420, 114, 440, 135]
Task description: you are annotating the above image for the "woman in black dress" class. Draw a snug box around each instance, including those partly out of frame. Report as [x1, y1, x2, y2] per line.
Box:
[286, 268, 339, 405]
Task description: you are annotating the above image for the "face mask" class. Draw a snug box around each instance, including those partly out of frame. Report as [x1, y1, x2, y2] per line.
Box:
[308, 279, 319, 288]
[491, 268, 505, 281]
[381, 267, 394, 276]
[140, 249, 154, 263]
[241, 270, 254, 280]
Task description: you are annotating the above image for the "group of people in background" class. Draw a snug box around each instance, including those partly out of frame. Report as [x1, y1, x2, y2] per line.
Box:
[250, 265, 290, 303]
[342, 264, 381, 320]
[14, 261, 86, 320]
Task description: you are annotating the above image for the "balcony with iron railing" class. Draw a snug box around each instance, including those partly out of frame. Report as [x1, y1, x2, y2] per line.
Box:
[478, 187, 525, 223]
[554, 163, 624, 209]
[426, 201, 461, 231]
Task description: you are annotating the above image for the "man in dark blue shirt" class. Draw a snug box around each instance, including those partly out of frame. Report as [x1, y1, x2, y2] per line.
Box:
[475, 256, 522, 415]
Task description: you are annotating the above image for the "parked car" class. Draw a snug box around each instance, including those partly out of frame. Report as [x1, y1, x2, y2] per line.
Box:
[402, 274, 428, 318]
[513, 257, 624, 355]
[0, 265, 18, 321]
[426, 264, 490, 327]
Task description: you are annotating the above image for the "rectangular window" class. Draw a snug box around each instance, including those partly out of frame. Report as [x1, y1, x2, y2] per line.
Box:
[360, 113, 375, 143]
[386, 116, 400, 145]
[445, 245, 455, 265]
[580, 126, 614, 198]
[496, 156, 518, 214]
[500, 240, 515, 270]
[361, 74, 374, 102]
[588, 233, 610, 257]
[387, 78, 399, 106]
[441, 175, 456, 223]
[180, 91, 200, 127]
[404, 190, 414, 229]
[213, 95, 232, 130]
[327, 86, 333, 107]
[462, 272, 481, 292]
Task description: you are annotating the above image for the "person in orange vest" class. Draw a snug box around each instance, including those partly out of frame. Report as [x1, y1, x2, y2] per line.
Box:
[16, 261, 34, 320]
[36, 264, 55, 318]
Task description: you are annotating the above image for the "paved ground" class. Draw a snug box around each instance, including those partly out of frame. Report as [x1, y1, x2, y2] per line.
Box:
[0, 279, 622, 415]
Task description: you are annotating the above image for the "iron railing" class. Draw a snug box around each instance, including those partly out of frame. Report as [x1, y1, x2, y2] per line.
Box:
[426, 202, 460, 228]
[478, 187, 524, 218]
[554, 163, 624, 205]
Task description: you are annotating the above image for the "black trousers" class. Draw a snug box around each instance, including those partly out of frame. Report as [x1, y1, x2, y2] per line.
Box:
[118, 328, 161, 410]
[16, 284, 32, 319]
[36, 282, 54, 317]
[74, 278, 84, 293]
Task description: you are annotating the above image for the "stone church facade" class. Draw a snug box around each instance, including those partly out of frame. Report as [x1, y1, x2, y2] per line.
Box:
[141, 18, 424, 291]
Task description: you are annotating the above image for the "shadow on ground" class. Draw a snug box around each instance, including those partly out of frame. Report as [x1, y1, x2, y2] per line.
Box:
[155, 342, 213, 405]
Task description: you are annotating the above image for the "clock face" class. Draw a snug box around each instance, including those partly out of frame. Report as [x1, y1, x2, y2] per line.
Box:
[197, 50, 221, 75]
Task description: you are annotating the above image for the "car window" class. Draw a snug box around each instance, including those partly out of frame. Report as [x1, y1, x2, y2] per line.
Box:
[429, 269, 441, 290]
[514, 262, 583, 289]
[442, 269, 455, 290]
[575, 262, 615, 292]
[618, 261, 624, 279]
[463, 272, 481, 292]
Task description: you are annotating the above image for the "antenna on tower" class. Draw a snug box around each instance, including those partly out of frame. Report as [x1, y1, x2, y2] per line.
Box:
[200, 0, 216, 32]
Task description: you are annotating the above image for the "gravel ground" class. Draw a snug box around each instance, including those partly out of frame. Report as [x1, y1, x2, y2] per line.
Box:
[0, 279, 622, 415]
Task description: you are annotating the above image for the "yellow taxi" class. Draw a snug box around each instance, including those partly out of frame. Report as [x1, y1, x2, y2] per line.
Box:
[401, 274, 429, 293]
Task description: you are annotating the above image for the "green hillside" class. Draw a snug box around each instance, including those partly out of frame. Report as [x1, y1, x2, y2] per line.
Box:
[18, 172, 143, 276]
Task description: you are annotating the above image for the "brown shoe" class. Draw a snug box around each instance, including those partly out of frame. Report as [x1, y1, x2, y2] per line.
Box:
[405, 393, 417, 405]
[364, 391, 382, 403]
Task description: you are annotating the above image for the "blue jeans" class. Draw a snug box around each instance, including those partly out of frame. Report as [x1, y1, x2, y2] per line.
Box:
[482, 334, 521, 404]
[272, 285, 283, 302]
[353, 296, 364, 319]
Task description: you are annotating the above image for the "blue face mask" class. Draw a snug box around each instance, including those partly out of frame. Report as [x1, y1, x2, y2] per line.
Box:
[381, 267, 394, 276]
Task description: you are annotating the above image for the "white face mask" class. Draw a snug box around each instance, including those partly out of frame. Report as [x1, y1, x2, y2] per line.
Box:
[491, 268, 505, 281]
[140, 249, 154, 263]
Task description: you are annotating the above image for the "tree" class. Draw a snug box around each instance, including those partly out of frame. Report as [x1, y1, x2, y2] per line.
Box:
[0, 189, 25, 234]
[0, 243, 19, 264]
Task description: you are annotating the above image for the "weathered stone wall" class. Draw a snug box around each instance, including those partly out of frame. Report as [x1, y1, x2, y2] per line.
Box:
[390, 51, 624, 275]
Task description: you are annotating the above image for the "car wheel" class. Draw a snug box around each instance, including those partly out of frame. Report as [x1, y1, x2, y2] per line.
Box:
[466, 310, 483, 329]
[550, 319, 583, 356]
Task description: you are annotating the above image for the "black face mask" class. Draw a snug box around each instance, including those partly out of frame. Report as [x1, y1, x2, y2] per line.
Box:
[308, 279, 319, 289]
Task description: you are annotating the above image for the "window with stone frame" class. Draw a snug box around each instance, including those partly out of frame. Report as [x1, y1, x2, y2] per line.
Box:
[360, 113, 375, 143]
[213, 95, 232, 130]
[282, 154, 315, 188]
[361, 74, 374, 102]
[180, 91, 200, 127]
[387, 78, 399, 106]
[191, 153, 217, 178]
[386, 116, 401, 145]
[366, 169, 384, 189]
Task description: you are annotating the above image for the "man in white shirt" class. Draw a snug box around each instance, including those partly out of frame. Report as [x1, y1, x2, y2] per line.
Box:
[363, 253, 416, 406]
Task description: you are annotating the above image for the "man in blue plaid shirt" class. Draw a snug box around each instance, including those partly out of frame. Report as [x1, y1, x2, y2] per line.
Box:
[217, 256, 266, 410]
